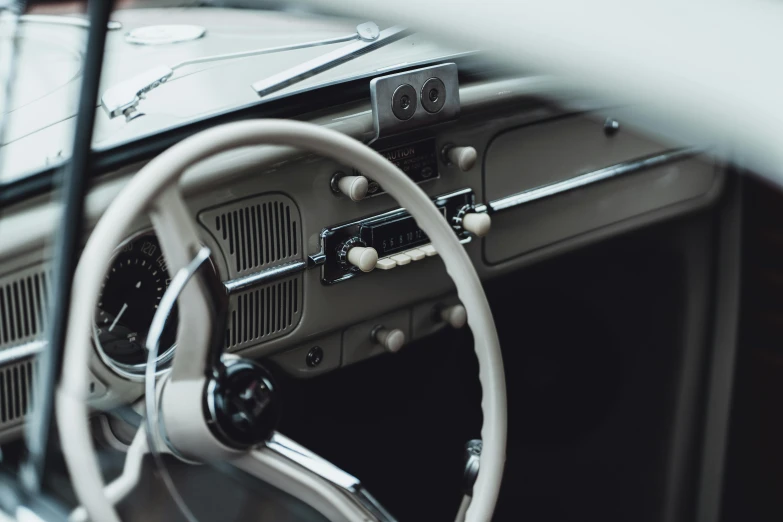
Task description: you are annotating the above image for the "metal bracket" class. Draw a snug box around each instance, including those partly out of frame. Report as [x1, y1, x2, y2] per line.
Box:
[370, 63, 460, 141]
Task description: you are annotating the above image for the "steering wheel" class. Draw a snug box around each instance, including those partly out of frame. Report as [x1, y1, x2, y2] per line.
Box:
[56, 120, 507, 522]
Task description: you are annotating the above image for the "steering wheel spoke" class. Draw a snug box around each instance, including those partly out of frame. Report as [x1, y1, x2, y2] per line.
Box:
[149, 186, 227, 382]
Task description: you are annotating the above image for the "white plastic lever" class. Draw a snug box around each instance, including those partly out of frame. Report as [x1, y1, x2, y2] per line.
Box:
[447, 146, 478, 172]
[374, 327, 406, 353]
[336, 175, 370, 201]
[441, 304, 468, 329]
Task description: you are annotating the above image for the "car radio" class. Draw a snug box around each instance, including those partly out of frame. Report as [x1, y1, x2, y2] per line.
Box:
[309, 188, 490, 284]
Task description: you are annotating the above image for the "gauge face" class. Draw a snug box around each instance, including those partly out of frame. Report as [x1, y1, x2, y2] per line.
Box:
[94, 233, 177, 372]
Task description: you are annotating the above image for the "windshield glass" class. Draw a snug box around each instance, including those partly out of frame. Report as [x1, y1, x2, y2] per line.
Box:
[0, 1, 471, 184]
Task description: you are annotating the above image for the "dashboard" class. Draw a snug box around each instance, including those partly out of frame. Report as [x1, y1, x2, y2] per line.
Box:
[0, 69, 723, 442]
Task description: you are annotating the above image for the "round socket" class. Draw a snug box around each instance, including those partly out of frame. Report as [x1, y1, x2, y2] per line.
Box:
[421, 77, 446, 113]
[391, 84, 417, 120]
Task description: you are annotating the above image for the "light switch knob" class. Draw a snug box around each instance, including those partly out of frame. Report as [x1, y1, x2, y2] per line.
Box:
[440, 304, 468, 329]
[346, 246, 378, 272]
[374, 327, 406, 353]
[337, 175, 369, 201]
[461, 212, 491, 237]
[446, 146, 478, 172]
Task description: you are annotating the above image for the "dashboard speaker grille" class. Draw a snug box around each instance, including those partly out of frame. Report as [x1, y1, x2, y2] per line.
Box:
[0, 266, 49, 352]
[226, 274, 302, 351]
[199, 194, 302, 279]
[0, 357, 36, 430]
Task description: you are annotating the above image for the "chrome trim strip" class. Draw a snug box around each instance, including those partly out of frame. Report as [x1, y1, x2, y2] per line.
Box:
[224, 260, 307, 294]
[488, 148, 702, 213]
[0, 340, 46, 366]
[266, 432, 396, 521]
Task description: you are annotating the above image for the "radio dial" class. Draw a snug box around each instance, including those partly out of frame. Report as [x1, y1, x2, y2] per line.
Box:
[338, 238, 378, 272]
[462, 213, 492, 237]
[453, 205, 492, 238]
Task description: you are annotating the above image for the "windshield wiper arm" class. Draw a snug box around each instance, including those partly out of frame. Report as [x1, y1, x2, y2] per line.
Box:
[101, 22, 384, 121]
[19, 14, 122, 30]
[251, 25, 411, 98]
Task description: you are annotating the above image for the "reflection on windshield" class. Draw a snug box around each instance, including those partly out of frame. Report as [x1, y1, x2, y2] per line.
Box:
[0, 3, 468, 185]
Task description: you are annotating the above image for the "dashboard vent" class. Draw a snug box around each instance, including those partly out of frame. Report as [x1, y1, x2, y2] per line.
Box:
[225, 274, 302, 351]
[199, 194, 302, 279]
[0, 266, 49, 352]
[0, 357, 36, 430]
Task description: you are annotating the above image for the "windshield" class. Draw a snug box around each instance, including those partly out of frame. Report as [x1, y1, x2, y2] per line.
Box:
[0, 1, 471, 184]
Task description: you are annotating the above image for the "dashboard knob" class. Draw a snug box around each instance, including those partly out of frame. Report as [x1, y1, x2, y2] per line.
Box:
[337, 175, 369, 201]
[346, 245, 378, 272]
[446, 145, 478, 172]
[440, 304, 468, 329]
[461, 212, 491, 237]
[374, 326, 406, 353]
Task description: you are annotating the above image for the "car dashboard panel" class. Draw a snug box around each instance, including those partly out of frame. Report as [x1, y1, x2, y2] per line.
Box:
[0, 71, 723, 441]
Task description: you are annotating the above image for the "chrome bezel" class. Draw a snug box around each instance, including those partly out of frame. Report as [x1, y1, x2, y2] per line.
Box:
[91, 228, 177, 382]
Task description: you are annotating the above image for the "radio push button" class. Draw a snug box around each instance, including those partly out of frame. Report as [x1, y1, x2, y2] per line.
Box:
[391, 253, 412, 266]
[404, 248, 425, 261]
[376, 258, 397, 270]
[420, 244, 438, 257]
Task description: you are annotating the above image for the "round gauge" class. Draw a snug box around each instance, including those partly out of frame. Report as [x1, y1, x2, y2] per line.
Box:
[93, 232, 177, 376]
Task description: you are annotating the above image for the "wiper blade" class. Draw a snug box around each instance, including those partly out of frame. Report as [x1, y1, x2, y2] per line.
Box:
[101, 22, 385, 121]
[252, 25, 411, 98]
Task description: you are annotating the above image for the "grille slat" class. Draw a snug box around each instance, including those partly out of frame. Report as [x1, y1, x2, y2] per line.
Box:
[225, 275, 302, 351]
[0, 268, 48, 350]
[200, 194, 302, 278]
[0, 358, 36, 430]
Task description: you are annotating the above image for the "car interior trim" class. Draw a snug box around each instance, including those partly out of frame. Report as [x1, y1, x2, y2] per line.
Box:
[0, 340, 45, 367]
[224, 260, 308, 294]
[488, 147, 703, 213]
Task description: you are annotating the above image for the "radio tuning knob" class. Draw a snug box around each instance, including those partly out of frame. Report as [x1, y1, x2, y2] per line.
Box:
[373, 326, 406, 353]
[440, 304, 468, 329]
[462, 212, 492, 237]
[335, 174, 369, 202]
[346, 245, 378, 272]
[444, 145, 478, 172]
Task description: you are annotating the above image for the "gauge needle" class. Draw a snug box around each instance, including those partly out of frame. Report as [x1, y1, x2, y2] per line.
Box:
[109, 303, 128, 332]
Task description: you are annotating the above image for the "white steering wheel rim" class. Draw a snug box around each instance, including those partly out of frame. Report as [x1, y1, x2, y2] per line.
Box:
[56, 119, 507, 522]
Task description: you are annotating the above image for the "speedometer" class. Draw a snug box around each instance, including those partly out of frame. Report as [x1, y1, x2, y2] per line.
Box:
[93, 231, 177, 377]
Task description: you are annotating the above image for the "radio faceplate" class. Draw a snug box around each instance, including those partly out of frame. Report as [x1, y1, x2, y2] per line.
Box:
[312, 188, 475, 285]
